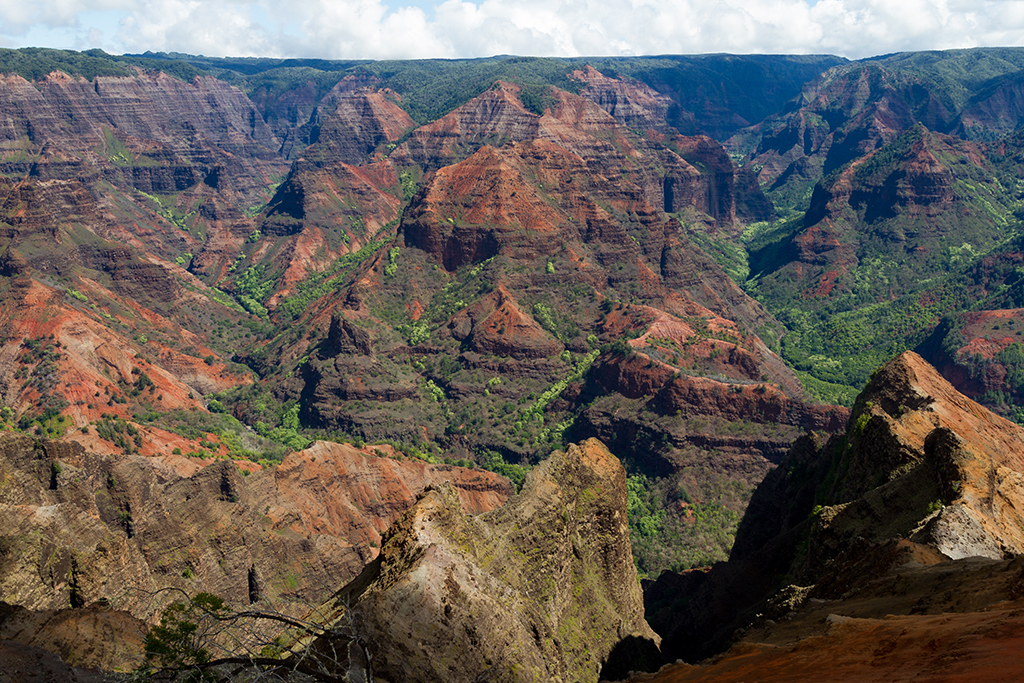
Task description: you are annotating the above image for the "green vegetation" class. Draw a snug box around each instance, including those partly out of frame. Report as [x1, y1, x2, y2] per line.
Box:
[15, 44, 1024, 591]
[627, 471, 742, 577]
[740, 121, 1024, 400]
[384, 246, 400, 277]
[0, 48, 131, 81]
[255, 402, 311, 452]
[95, 415, 143, 454]
[398, 170, 419, 200]
[0, 47, 203, 82]
[344, 56, 587, 123]
[276, 238, 388, 319]
[627, 474, 665, 540]
[143, 592, 229, 672]
[13, 336, 71, 433]
[519, 350, 599, 447]
[135, 408, 291, 464]
[135, 190, 197, 230]
[234, 263, 275, 318]
[480, 449, 529, 492]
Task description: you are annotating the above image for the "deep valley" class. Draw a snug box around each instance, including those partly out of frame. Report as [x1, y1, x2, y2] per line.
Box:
[1, 46, 1024, 681]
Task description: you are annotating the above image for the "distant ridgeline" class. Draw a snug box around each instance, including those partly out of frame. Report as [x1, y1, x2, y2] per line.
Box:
[0, 47, 844, 132]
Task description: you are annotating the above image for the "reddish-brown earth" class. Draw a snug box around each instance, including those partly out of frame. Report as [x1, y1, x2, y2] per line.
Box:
[632, 601, 1024, 683]
[919, 308, 1024, 404]
[7, 50, 1024, 682]
[0, 59, 811, 480]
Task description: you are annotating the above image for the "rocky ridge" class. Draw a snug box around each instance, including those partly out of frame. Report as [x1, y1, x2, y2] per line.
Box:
[311, 438, 659, 683]
[639, 351, 1024, 677]
[3, 47, 1024, 681]
[0, 433, 510, 632]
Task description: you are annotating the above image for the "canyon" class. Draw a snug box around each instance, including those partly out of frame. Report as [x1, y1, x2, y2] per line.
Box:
[1, 46, 1024, 680]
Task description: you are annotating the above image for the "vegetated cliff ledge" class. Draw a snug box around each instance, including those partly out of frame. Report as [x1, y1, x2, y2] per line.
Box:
[635, 351, 1024, 681]
[304, 438, 660, 683]
[0, 434, 510, 637]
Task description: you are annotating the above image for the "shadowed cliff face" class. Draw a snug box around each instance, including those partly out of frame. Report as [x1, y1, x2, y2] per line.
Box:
[314, 438, 659, 683]
[729, 62, 938, 211]
[631, 585, 1024, 683]
[641, 352, 1024, 676]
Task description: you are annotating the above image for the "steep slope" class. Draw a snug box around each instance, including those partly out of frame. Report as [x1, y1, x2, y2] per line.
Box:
[573, 65, 675, 132]
[221, 74, 835, 575]
[631, 584, 1024, 683]
[955, 69, 1024, 140]
[724, 51, 1024, 406]
[310, 439, 659, 683]
[0, 52, 841, 583]
[916, 308, 1024, 421]
[731, 62, 927, 210]
[644, 352, 1024, 670]
[391, 77, 767, 233]
[0, 66, 301, 457]
[0, 601, 146, 673]
[605, 54, 847, 141]
[284, 103, 836, 575]
[750, 124, 1006, 308]
[0, 70, 281, 185]
[0, 433, 510, 622]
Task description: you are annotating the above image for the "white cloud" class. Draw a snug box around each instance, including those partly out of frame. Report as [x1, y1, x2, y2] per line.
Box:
[115, 0, 279, 56]
[1, 0, 1023, 59]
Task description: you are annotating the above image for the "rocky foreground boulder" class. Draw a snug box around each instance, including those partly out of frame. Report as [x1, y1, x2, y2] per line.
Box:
[309, 438, 660, 683]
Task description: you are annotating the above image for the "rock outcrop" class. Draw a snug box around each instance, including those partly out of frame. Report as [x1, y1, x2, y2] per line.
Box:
[573, 65, 674, 133]
[313, 438, 659, 683]
[0, 434, 511, 623]
[0, 601, 146, 673]
[644, 351, 1024, 670]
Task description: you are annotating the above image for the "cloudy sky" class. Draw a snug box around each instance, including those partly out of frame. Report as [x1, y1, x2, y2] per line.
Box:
[2, 0, 1022, 60]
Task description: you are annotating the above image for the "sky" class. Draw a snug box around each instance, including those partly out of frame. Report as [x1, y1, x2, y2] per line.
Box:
[2, 0, 1023, 61]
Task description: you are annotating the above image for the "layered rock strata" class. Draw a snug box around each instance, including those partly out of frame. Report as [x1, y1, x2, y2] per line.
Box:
[0, 434, 511, 621]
